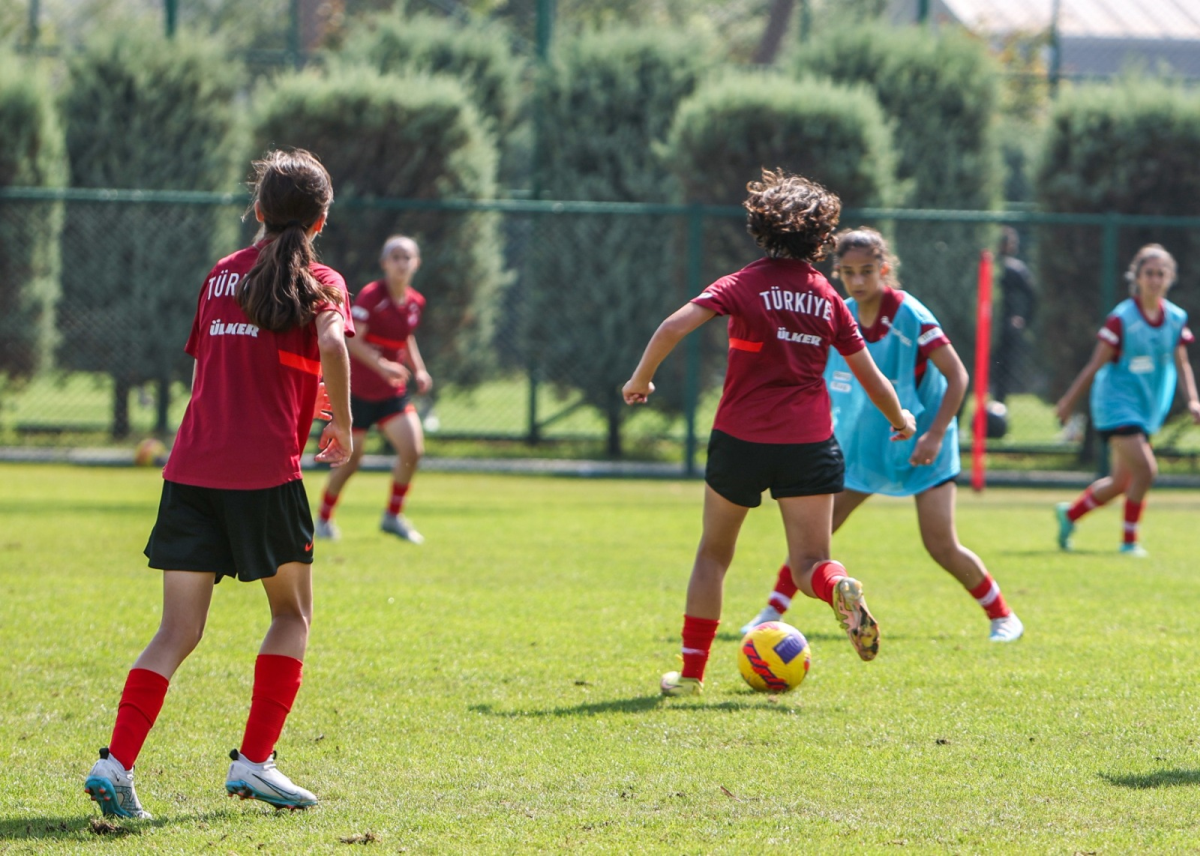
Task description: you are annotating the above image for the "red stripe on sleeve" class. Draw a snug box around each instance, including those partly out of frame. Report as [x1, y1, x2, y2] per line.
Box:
[365, 332, 407, 350]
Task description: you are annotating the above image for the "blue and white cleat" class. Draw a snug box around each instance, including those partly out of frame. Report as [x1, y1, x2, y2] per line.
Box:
[226, 750, 317, 810]
[989, 613, 1024, 642]
[314, 517, 340, 541]
[740, 606, 783, 636]
[1055, 502, 1075, 551]
[1119, 542, 1149, 558]
[381, 513, 424, 545]
[84, 747, 152, 819]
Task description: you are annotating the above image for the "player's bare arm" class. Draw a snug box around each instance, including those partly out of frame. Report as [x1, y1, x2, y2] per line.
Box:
[1175, 343, 1200, 424]
[624, 303, 715, 404]
[345, 319, 409, 384]
[405, 334, 432, 394]
[316, 310, 352, 466]
[911, 343, 968, 466]
[843, 348, 916, 439]
[1056, 340, 1117, 424]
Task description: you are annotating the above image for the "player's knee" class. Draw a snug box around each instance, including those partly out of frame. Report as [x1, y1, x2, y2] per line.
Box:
[921, 535, 959, 569]
[159, 620, 205, 655]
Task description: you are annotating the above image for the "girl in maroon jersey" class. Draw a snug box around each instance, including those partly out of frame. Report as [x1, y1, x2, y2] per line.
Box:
[315, 235, 433, 544]
[84, 149, 353, 817]
[623, 169, 916, 696]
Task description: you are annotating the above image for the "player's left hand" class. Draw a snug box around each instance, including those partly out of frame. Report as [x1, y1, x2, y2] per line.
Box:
[890, 409, 917, 441]
[623, 378, 655, 405]
[312, 381, 332, 421]
[316, 422, 352, 467]
[414, 369, 433, 395]
[1190, 400, 1200, 425]
[909, 431, 943, 466]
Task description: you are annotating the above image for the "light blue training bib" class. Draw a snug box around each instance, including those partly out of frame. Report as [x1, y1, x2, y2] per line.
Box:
[825, 293, 960, 497]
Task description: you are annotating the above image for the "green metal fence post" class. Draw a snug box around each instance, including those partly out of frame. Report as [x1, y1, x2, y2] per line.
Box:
[798, 0, 811, 43]
[1049, 0, 1062, 95]
[917, 0, 930, 24]
[683, 205, 703, 477]
[288, 0, 302, 69]
[165, 0, 177, 38]
[1094, 211, 1120, 478]
[526, 0, 555, 445]
[27, 0, 40, 46]
[536, 0, 555, 60]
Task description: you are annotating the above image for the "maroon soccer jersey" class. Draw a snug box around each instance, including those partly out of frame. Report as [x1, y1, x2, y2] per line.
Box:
[164, 243, 355, 490]
[692, 257, 865, 444]
[348, 281, 426, 401]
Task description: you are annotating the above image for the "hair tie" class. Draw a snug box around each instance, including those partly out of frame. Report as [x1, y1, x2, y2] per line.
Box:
[285, 219, 303, 228]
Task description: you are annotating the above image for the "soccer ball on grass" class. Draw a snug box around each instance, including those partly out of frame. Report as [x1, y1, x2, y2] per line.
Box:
[738, 621, 811, 693]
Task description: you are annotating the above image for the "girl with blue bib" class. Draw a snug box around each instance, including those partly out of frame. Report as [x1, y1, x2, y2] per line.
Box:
[1055, 244, 1200, 556]
[742, 229, 1024, 642]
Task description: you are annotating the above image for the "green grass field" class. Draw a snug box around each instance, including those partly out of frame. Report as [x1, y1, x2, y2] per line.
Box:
[4, 464, 1200, 853]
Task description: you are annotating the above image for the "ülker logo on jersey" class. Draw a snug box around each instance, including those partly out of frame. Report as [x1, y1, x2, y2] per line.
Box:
[209, 319, 260, 338]
[776, 327, 823, 346]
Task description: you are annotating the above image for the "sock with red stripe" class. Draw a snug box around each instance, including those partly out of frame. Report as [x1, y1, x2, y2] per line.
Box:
[387, 481, 410, 516]
[768, 564, 798, 614]
[967, 573, 1011, 620]
[318, 490, 339, 523]
[108, 668, 169, 770]
[1123, 499, 1144, 544]
[1066, 486, 1104, 523]
[809, 560, 848, 606]
[680, 615, 720, 681]
[240, 655, 303, 764]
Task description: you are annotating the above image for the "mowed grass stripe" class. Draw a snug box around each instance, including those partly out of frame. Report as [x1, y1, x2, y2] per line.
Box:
[2, 464, 1200, 853]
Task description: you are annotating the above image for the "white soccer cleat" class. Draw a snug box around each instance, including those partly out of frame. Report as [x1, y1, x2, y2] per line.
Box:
[225, 750, 317, 810]
[1119, 542, 1149, 558]
[84, 748, 152, 819]
[381, 512, 424, 544]
[660, 671, 703, 697]
[989, 613, 1024, 642]
[740, 606, 783, 636]
[314, 517, 340, 541]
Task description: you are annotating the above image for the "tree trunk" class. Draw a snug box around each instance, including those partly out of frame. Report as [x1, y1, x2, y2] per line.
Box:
[606, 392, 623, 459]
[155, 374, 171, 435]
[112, 375, 131, 439]
[752, 0, 796, 66]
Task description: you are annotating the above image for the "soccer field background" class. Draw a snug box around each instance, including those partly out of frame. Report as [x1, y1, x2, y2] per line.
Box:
[3, 464, 1200, 853]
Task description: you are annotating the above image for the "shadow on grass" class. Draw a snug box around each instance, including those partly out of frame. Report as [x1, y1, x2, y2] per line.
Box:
[999, 548, 1110, 557]
[1101, 769, 1200, 789]
[0, 814, 167, 841]
[470, 695, 796, 718]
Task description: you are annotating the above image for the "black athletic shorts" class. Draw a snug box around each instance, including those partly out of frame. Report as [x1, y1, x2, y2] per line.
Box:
[1097, 424, 1146, 442]
[705, 429, 845, 508]
[144, 479, 314, 583]
[351, 393, 411, 431]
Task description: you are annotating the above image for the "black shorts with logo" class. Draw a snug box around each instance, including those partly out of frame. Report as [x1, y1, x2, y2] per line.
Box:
[144, 479, 314, 583]
[351, 393, 411, 431]
[705, 429, 845, 508]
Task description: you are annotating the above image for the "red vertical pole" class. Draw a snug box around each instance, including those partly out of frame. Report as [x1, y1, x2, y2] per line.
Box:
[972, 250, 993, 492]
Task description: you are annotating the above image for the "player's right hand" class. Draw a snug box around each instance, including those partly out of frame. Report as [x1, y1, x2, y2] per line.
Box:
[889, 409, 917, 441]
[1054, 397, 1072, 426]
[316, 422, 352, 467]
[378, 359, 410, 384]
[623, 378, 655, 405]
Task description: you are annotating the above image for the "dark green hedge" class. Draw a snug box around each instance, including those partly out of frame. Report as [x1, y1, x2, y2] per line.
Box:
[59, 26, 243, 436]
[254, 65, 508, 387]
[527, 28, 709, 455]
[1036, 79, 1200, 401]
[0, 52, 65, 382]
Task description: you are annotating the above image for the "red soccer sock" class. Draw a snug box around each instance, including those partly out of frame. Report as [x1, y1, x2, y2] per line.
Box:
[809, 560, 847, 606]
[1123, 499, 1145, 544]
[680, 615, 720, 681]
[1066, 487, 1103, 523]
[768, 564, 799, 614]
[967, 573, 1011, 620]
[318, 490, 339, 523]
[240, 655, 303, 764]
[387, 481, 410, 516]
[108, 668, 169, 770]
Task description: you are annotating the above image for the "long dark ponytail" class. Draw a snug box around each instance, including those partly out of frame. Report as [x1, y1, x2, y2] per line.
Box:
[239, 149, 341, 332]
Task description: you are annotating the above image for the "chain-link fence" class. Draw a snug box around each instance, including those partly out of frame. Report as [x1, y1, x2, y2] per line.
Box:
[3, 187, 1200, 472]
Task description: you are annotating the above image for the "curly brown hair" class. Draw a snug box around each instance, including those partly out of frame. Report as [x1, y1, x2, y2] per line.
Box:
[743, 168, 842, 262]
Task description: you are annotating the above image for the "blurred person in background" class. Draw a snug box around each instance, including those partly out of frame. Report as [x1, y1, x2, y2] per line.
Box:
[992, 227, 1037, 405]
